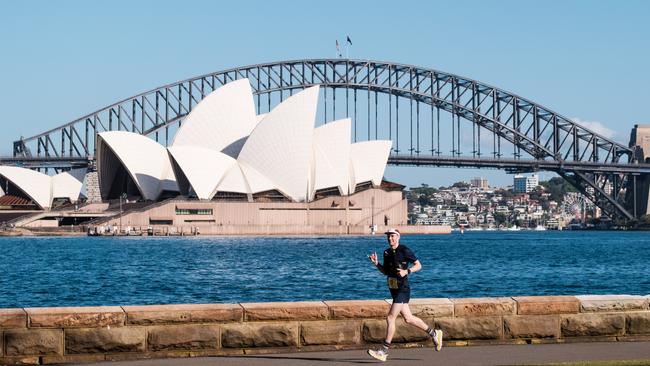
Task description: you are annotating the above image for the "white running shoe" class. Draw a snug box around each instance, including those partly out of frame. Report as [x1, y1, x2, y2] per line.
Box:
[367, 348, 388, 362]
[433, 329, 443, 352]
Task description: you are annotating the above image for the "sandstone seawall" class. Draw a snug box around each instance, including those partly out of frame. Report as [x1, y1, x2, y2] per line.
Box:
[0, 295, 649, 364]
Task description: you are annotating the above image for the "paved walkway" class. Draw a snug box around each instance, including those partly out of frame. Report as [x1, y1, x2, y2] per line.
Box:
[71, 341, 650, 366]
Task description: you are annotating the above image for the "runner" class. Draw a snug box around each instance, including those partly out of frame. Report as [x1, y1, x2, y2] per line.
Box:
[367, 228, 443, 362]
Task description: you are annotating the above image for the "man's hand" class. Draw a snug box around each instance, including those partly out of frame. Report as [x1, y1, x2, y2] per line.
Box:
[397, 268, 408, 277]
[368, 252, 378, 266]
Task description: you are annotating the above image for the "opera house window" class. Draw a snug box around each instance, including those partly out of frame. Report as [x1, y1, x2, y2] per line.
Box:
[175, 208, 213, 215]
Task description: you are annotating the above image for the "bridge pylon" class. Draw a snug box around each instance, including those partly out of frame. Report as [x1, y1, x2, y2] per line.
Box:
[628, 125, 650, 218]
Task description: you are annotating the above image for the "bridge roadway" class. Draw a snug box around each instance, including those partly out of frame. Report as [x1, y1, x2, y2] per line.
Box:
[389, 155, 650, 174]
[3, 155, 650, 175]
[0, 156, 91, 169]
[70, 341, 650, 366]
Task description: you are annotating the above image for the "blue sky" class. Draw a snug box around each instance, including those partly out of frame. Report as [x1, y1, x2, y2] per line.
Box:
[1, 0, 648, 188]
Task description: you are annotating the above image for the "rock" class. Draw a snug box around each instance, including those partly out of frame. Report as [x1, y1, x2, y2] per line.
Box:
[452, 298, 516, 317]
[26, 306, 125, 328]
[122, 304, 243, 325]
[435, 317, 501, 340]
[577, 295, 648, 312]
[503, 315, 559, 339]
[561, 313, 625, 337]
[242, 301, 328, 321]
[221, 323, 298, 348]
[65, 327, 146, 354]
[362, 318, 431, 343]
[626, 312, 650, 335]
[301, 321, 360, 345]
[147, 325, 219, 351]
[324, 300, 389, 319]
[514, 296, 579, 315]
[4, 329, 63, 356]
[404, 298, 454, 318]
[0, 308, 27, 328]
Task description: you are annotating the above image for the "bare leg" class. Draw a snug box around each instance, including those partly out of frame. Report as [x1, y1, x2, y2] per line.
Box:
[385, 302, 404, 343]
[400, 304, 430, 331]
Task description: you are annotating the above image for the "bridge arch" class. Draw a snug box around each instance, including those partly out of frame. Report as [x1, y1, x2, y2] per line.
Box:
[10, 59, 647, 221]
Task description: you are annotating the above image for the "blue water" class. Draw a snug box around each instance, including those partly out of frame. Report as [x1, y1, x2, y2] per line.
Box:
[0, 231, 648, 308]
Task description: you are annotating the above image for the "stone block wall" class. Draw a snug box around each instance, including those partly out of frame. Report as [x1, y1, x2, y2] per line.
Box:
[0, 295, 649, 365]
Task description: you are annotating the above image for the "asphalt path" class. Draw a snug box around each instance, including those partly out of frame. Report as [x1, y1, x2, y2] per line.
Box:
[68, 341, 650, 366]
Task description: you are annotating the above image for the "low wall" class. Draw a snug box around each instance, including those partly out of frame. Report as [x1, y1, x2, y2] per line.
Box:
[1, 295, 649, 365]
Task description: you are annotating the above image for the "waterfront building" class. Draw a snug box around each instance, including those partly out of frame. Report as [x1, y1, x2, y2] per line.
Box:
[514, 174, 539, 193]
[0, 79, 412, 234]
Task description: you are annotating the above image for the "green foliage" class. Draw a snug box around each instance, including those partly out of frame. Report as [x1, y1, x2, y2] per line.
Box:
[495, 188, 515, 199]
[635, 214, 650, 229]
[540, 177, 577, 202]
[451, 181, 470, 189]
[493, 212, 508, 225]
[410, 184, 438, 196]
[407, 184, 439, 207]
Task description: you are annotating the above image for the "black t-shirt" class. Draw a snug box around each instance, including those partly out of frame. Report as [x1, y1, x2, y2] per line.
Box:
[383, 244, 418, 284]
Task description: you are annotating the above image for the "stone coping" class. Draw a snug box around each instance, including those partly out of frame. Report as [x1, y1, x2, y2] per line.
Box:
[0, 296, 648, 329]
[0, 308, 27, 328]
[576, 295, 649, 312]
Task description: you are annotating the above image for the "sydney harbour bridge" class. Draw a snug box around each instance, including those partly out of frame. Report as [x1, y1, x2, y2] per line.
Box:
[3, 59, 650, 222]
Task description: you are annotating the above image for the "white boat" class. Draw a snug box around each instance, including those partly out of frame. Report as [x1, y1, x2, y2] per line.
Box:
[507, 225, 521, 231]
[534, 225, 547, 231]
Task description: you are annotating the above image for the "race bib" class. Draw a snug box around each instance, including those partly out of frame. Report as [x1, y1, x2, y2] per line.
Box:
[387, 277, 399, 289]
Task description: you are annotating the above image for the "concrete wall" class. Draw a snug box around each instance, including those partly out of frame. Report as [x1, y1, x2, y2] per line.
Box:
[1, 295, 649, 365]
[97, 188, 410, 235]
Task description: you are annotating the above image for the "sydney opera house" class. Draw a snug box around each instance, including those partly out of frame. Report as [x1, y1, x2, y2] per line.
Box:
[0, 79, 408, 234]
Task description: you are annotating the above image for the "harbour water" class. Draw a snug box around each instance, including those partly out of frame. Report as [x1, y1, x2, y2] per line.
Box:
[0, 231, 648, 308]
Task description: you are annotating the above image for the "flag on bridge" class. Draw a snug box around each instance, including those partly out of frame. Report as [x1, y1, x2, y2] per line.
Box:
[347, 36, 352, 45]
[336, 39, 341, 58]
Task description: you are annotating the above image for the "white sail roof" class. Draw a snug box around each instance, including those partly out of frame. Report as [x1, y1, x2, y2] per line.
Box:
[51, 169, 85, 203]
[349, 140, 392, 192]
[312, 119, 352, 196]
[167, 146, 236, 200]
[171, 78, 258, 158]
[97, 131, 178, 201]
[0, 166, 54, 209]
[238, 162, 276, 194]
[237, 86, 319, 202]
[215, 164, 251, 194]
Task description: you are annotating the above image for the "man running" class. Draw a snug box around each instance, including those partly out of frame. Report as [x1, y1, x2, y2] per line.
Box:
[367, 228, 443, 362]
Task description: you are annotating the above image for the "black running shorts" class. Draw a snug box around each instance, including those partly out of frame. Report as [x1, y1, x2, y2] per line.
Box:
[390, 288, 411, 304]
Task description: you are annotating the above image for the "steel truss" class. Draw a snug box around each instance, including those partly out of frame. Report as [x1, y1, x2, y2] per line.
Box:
[10, 59, 648, 221]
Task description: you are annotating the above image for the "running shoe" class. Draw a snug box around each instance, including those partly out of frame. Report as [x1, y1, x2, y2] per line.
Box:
[367, 348, 388, 362]
[433, 329, 443, 352]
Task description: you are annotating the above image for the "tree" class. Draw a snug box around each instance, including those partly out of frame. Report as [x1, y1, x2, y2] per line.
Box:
[540, 177, 577, 202]
[494, 212, 508, 225]
[635, 214, 650, 229]
[452, 181, 470, 189]
[417, 195, 432, 207]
